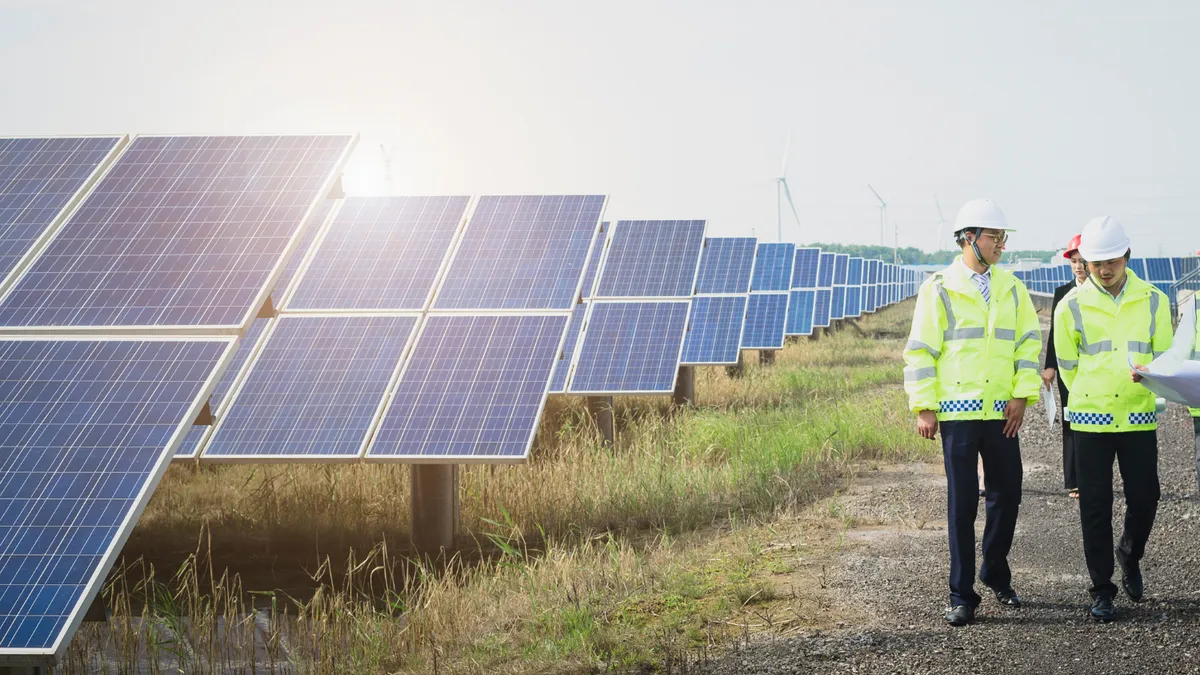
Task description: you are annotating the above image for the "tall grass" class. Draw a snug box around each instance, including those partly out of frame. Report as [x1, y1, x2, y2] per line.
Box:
[69, 301, 928, 673]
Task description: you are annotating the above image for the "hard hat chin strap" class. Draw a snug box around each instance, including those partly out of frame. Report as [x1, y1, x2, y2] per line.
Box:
[968, 227, 987, 269]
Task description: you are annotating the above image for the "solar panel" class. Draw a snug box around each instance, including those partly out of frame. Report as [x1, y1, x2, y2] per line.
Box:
[433, 195, 605, 310]
[812, 288, 832, 328]
[833, 254, 849, 285]
[845, 287, 862, 317]
[202, 315, 418, 460]
[750, 243, 795, 291]
[594, 220, 705, 297]
[568, 301, 690, 394]
[286, 196, 468, 311]
[785, 290, 816, 336]
[1175, 257, 1199, 281]
[548, 303, 588, 393]
[580, 224, 609, 300]
[1144, 258, 1174, 282]
[791, 247, 820, 289]
[0, 135, 353, 329]
[275, 199, 336, 298]
[830, 286, 846, 320]
[368, 314, 567, 460]
[0, 137, 123, 288]
[1127, 258, 1146, 279]
[681, 295, 747, 365]
[741, 293, 789, 349]
[0, 338, 229, 657]
[694, 237, 756, 294]
[817, 253, 835, 289]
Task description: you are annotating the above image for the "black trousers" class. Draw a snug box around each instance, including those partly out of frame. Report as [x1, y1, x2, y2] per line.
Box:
[1075, 430, 1159, 599]
[1061, 388, 1077, 490]
[941, 420, 1023, 607]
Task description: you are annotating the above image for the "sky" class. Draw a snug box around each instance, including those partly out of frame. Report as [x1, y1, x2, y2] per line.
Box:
[1, 0, 1197, 255]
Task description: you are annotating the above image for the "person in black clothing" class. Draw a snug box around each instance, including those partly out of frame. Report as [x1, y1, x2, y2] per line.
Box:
[1042, 234, 1089, 497]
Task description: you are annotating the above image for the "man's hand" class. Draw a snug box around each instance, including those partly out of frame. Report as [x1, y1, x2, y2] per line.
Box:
[1131, 364, 1148, 383]
[1041, 367, 1056, 389]
[917, 410, 939, 440]
[1002, 398, 1027, 438]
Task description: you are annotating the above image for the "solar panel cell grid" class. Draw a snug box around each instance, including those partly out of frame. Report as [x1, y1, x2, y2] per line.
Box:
[568, 301, 689, 393]
[785, 290, 816, 336]
[833, 254, 849, 285]
[370, 313, 568, 459]
[817, 253, 835, 288]
[681, 295, 746, 365]
[0, 137, 121, 286]
[204, 316, 418, 459]
[0, 134, 353, 328]
[791, 248, 820, 289]
[694, 237, 756, 294]
[434, 195, 604, 310]
[288, 196, 468, 311]
[594, 220, 705, 298]
[813, 288, 832, 328]
[830, 286, 846, 320]
[0, 338, 228, 652]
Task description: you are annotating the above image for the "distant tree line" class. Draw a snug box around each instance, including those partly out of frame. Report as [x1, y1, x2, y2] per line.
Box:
[804, 243, 1060, 265]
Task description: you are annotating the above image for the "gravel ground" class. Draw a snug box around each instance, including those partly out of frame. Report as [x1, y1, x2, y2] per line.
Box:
[696, 340, 1200, 674]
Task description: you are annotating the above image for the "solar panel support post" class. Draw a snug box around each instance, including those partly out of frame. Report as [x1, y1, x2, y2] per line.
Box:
[672, 366, 695, 408]
[410, 465, 459, 555]
[586, 396, 615, 447]
[758, 350, 776, 366]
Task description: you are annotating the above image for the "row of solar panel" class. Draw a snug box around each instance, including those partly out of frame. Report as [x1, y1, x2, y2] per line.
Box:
[1015, 258, 1199, 297]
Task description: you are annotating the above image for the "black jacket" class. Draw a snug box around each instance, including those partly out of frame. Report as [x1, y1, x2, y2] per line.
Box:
[1044, 280, 1079, 405]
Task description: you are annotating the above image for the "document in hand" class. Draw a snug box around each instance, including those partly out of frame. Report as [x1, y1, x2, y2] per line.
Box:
[1132, 352, 1200, 408]
[1041, 384, 1056, 427]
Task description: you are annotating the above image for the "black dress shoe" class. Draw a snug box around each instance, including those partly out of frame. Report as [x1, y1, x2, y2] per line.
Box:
[1116, 548, 1144, 602]
[992, 587, 1021, 607]
[1090, 595, 1116, 622]
[945, 604, 975, 626]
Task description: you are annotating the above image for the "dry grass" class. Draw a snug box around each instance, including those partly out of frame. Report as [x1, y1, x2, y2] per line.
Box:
[68, 300, 928, 674]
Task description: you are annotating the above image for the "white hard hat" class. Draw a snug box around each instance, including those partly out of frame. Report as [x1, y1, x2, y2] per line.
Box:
[953, 198, 1014, 233]
[1077, 216, 1131, 262]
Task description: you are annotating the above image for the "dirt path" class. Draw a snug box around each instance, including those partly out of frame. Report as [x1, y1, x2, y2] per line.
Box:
[697, 390, 1200, 674]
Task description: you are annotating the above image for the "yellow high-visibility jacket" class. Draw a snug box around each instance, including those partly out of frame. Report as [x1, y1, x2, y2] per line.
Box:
[903, 258, 1042, 421]
[1053, 270, 1172, 431]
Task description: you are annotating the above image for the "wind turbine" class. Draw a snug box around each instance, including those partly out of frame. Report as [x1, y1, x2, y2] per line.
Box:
[868, 184, 896, 263]
[934, 194, 948, 252]
[775, 133, 802, 241]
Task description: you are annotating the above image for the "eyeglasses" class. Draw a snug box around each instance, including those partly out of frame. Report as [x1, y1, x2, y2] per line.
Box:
[981, 232, 1008, 245]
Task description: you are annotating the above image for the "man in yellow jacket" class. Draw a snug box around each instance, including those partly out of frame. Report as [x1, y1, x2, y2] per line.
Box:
[1053, 217, 1172, 622]
[903, 198, 1041, 626]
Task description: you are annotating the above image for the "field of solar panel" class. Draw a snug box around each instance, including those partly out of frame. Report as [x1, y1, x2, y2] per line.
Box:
[0, 135, 931, 672]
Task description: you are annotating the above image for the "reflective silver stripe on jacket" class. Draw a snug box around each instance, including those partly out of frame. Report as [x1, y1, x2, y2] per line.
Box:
[1015, 330, 1038, 349]
[1015, 360, 1039, 371]
[1068, 297, 1113, 355]
[1128, 341, 1152, 354]
[936, 279, 986, 341]
[994, 328, 1015, 340]
[905, 340, 941, 359]
[904, 367, 937, 382]
[1057, 358, 1078, 371]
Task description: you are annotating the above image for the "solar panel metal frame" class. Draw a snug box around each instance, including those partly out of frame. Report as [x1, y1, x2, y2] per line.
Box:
[0, 134, 358, 337]
[694, 237, 758, 295]
[741, 292, 790, 349]
[0, 136, 130, 298]
[566, 298, 693, 396]
[548, 225, 607, 393]
[364, 310, 573, 463]
[279, 196, 471, 314]
[429, 195, 608, 311]
[0, 335, 237, 666]
[198, 312, 422, 463]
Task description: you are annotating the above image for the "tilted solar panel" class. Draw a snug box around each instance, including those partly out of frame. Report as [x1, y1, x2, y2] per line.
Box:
[786, 289, 816, 336]
[203, 316, 419, 460]
[681, 295, 747, 365]
[369, 314, 568, 460]
[568, 301, 690, 394]
[0, 137, 123, 287]
[0, 135, 354, 329]
[833, 254, 849, 285]
[1143, 258, 1174, 282]
[1127, 258, 1146, 279]
[741, 293, 789, 349]
[830, 286, 846, 320]
[813, 288, 833, 328]
[580, 224, 609, 300]
[694, 237, 756, 294]
[287, 196, 468, 311]
[791, 247, 820, 289]
[594, 220, 705, 297]
[0, 338, 229, 657]
[817, 252, 835, 289]
[433, 195, 605, 310]
[750, 243, 795, 291]
[845, 286, 863, 317]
